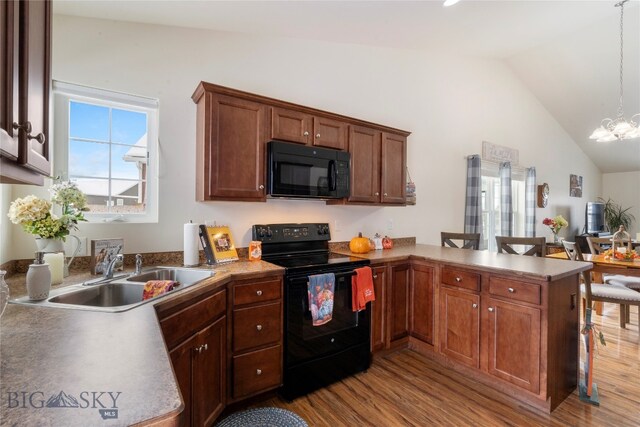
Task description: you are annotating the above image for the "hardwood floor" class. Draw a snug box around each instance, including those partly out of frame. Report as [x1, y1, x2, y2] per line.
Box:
[252, 304, 639, 426]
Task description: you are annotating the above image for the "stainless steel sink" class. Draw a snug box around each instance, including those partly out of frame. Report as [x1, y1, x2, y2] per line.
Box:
[11, 267, 216, 312]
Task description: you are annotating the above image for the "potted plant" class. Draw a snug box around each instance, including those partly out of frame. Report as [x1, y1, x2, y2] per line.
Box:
[597, 198, 635, 232]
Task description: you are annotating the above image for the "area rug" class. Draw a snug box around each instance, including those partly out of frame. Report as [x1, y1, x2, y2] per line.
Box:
[215, 407, 308, 427]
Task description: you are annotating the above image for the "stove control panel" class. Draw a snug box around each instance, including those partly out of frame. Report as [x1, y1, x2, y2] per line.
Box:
[252, 223, 331, 243]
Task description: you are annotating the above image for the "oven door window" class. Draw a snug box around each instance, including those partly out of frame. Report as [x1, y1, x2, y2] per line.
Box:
[273, 156, 332, 197]
[286, 270, 368, 365]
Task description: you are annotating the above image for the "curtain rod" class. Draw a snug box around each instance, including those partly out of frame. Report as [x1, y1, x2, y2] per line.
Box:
[465, 155, 532, 173]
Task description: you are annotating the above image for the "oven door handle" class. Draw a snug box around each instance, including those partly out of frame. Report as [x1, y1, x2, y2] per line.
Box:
[328, 160, 337, 191]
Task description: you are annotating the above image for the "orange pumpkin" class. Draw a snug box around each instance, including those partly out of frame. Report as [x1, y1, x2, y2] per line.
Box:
[382, 236, 393, 249]
[349, 232, 371, 254]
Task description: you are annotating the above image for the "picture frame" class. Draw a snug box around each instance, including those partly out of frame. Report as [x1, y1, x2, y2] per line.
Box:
[90, 238, 124, 275]
[569, 174, 583, 198]
[199, 225, 239, 264]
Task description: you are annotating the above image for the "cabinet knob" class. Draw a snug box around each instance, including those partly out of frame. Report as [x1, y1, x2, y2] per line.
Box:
[315, 133, 321, 139]
[203, 344, 208, 351]
[303, 131, 309, 136]
[375, 192, 380, 196]
[488, 307, 494, 312]
[384, 193, 388, 197]
[508, 287, 515, 293]
[256, 324, 263, 331]
[256, 290, 263, 296]
[372, 274, 378, 279]
[13, 121, 46, 144]
[259, 184, 265, 190]
[472, 303, 478, 309]
[195, 345, 202, 353]
[256, 369, 262, 376]
[455, 277, 462, 282]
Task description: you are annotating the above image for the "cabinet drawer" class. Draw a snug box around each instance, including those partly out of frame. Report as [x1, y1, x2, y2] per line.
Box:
[489, 277, 540, 305]
[160, 289, 226, 349]
[441, 267, 480, 291]
[233, 345, 282, 398]
[233, 278, 281, 306]
[233, 302, 281, 352]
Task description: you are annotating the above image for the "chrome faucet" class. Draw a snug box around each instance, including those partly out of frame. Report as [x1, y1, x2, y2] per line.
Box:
[134, 254, 143, 275]
[103, 253, 124, 280]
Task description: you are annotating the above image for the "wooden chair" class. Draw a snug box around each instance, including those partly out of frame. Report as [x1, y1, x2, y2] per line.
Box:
[562, 241, 640, 334]
[586, 236, 611, 255]
[441, 232, 480, 250]
[496, 236, 546, 257]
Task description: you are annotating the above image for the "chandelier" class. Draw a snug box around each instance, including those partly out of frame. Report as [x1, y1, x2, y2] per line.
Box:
[589, 0, 640, 142]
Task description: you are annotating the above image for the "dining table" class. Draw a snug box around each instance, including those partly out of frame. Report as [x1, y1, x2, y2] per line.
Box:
[546, 251, 640, 314]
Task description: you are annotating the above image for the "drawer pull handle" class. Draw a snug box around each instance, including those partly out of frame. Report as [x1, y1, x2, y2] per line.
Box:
[508, 287, 515, 293]
[256, 324, 263, 331]
[472, 303, 478, 309]
[256, 369, 262, 376]
[372, 274, 378, 279]
[256, 290, 263, 296]
[488, 307, 494, 312]
[455, 277, 462, 282]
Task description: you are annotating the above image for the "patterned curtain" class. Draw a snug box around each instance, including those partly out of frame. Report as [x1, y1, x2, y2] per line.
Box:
[524, 167, 536, 237]
[499, 162, 513, 237]
[464, 155, 483, 240]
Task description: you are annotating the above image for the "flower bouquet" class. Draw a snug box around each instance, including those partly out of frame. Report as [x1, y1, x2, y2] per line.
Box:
[603, 248, 639, 262]
[7, 181, 88, 240]
[542, 215, 569, 244]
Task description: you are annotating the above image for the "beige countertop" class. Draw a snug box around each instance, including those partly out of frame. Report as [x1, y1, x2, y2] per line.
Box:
[0, 260, 283, 427]
[333, 244, 592, 281]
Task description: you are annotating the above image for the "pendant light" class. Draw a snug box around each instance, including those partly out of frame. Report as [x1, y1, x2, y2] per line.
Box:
[589, 0, 640, 142]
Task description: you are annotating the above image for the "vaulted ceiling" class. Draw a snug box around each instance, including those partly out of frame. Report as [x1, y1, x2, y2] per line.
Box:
[54, 0, 640, 173]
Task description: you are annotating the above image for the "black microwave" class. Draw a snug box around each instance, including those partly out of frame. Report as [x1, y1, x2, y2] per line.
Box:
[267, 141, 350, 199]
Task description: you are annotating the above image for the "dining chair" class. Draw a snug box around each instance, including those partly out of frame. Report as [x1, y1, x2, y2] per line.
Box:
[586, 236, 611, 255]
[562, 241, 640, 334]
[496, 236, 546, 257]
[441, 232, 480, 250]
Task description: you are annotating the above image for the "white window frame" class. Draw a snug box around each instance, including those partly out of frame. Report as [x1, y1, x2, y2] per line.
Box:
[52, 81, 159, 223]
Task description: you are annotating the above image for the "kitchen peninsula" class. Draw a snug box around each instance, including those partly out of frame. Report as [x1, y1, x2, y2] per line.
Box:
[0, 244, 590, 425]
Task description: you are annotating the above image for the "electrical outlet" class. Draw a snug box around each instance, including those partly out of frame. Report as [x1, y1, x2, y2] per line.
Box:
[387, 219, 393, 231]
[334, 220, 341, 231]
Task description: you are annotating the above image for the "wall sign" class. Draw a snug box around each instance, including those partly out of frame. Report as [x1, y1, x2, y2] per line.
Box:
[482, 141, 519, 165]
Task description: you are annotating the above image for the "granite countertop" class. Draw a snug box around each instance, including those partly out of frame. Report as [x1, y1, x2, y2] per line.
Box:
[333, 244, 592, 281]
[0, 260, 283, 426]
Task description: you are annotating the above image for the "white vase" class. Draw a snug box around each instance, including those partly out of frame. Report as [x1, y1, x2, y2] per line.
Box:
[26, 263, 51, 301]
[35, 237, 65, 253]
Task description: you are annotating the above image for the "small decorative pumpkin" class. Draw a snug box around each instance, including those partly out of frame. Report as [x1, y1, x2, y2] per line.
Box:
[349, 232, 371, 254]
[382, 236, 394, 249]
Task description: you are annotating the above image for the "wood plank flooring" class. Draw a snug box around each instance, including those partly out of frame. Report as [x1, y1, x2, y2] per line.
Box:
[251, 305, 639, 426]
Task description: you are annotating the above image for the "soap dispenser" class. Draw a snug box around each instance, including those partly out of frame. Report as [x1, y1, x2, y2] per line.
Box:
[26, 251, 52, 301]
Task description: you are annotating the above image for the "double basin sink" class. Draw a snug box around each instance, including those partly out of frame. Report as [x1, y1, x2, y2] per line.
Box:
[15, 267, 215, 313]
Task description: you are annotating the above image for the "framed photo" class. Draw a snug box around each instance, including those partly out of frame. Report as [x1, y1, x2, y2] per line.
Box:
[199, 225, 238, 264]
[569, 174, 583, 198]
[90, 238, 124, 275]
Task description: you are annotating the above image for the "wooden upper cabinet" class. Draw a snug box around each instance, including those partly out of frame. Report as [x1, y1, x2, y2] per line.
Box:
[381, 132, 407, 204]
[271, 107, 312, 145]
[0, 0, 51, 185]
[410, 263, 434, 345]
[312, 116, 347, 150]
[348, 125, 381, 203]
[439, 286, 480, 368]
[195, 92, 268, 201]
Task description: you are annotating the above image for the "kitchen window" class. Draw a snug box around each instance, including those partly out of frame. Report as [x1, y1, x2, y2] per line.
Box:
[53, 81, 159, 223]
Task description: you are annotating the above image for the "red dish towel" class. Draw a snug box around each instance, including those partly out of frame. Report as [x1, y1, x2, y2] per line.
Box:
[142, 280, 176, 300]
[352, 266, 375, 312]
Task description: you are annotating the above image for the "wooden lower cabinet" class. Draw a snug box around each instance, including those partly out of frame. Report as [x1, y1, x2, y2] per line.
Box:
[169, 315, 226, 427]
[370, 264, 387, 352]
[487, 298, 541, 393]
[389, 263, 410, 345]
[439, 286, 480, 368]
[410, 263, 434, 345]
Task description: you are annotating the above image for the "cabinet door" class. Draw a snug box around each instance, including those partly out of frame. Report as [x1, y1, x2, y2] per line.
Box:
[200, 93, 268, 201]
[348, 125, 381, 203]
[410, 263, 434, 345]
[169, 334, 197, 427]
[17, 0, 51, 175]
[0, 0, 19, 160]
[389, 263, 410, 343]
[439, 287, 480, 368]
[381, 132, 406, 204]
[487, 298, 540, 393]
[271, 107, 312, 144]
[312, 116, 347, 150]
[371, 264, 387, 352]
[193, 316, 226, 427]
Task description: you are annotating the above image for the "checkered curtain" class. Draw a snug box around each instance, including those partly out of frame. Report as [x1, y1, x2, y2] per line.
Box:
[464, 155, 483, 240]
[499, 162, 513, 237]
[524, 167, 536, 237]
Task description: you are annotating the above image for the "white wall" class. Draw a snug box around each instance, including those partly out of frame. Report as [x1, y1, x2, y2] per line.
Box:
[1, 15, 602, 260]
[602, 171, 640, 236]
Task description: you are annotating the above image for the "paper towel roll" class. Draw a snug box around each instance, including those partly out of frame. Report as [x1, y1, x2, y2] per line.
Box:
[43, 252, 64, 285]
[184, 223, 200, 266]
